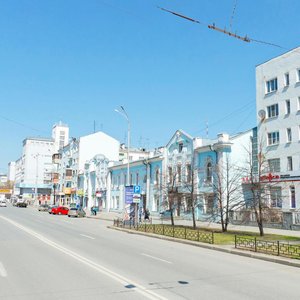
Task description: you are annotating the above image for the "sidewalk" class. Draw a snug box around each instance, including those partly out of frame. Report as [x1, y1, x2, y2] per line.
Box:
[87, 210, 300, 238]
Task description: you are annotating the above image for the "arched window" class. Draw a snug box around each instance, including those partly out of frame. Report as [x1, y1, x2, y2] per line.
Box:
[206, 162, 212, 182]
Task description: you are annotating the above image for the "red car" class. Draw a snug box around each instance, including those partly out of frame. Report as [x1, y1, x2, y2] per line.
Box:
[51, 206, 69, 215]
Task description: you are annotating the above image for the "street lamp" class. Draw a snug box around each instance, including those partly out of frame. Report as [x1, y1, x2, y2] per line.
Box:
[115, 106, 130, 186]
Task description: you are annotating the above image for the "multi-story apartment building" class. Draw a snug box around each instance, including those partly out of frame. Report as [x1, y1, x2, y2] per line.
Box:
[256, 47, 300, 215]
[14, 137, 55, 204]
[56, 131, 120, 207]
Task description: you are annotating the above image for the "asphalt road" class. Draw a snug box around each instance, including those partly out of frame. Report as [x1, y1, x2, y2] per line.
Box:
[1, 205, 300, 300]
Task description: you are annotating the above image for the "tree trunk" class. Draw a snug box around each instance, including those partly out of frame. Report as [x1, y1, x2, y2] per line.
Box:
[191, 205, 196, 229]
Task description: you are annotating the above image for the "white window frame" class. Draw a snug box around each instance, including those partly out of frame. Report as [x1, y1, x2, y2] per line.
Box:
[267, 104, 279, 118]
[267, 131, 280, 146]
[287, 156, 293, 171]
[268, 158, 280, 173]
[284, 72, 290, 87]
[298, 97, 300, 111]
[266, 78, 278, 94]
[286, 128, 292, 143]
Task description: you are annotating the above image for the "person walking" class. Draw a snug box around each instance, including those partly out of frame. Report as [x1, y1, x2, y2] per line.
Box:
[144, 208, 150, 222]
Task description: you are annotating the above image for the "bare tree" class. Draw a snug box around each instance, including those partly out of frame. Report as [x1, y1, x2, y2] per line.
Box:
[213, 154, 245, 232]
[242, 139, 283, 236]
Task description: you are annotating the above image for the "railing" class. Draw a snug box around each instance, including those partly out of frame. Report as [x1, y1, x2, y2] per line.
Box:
[113, 219, 214, 244]
[235, 235, 300, 259]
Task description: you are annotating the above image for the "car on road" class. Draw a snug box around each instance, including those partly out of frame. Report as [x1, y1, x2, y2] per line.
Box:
[51, 206, 69, 215]
[0, 200, 7, 207]
[16, 202, 28, 208]
[48, 205, 57, 214]
[68, 207, 86, 218]
[38, 204, 49, 212]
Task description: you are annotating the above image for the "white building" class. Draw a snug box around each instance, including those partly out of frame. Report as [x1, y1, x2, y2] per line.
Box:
[52, 121, 69, 153]
[256, 47, 300, 213]
[14, 137, 55, 204]
[57, 131, 120, 208]
[7, 161, 16, 182]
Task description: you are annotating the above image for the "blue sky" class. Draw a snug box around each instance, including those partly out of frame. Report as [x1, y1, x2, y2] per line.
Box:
[1, 0, 299, 173]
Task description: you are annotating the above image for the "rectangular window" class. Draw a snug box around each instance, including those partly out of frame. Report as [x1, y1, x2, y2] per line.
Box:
[297, 69, 300, 82]
[267, 104, 279, 118]
[136, 173, 139, 185]
[168, 167, 173, 183]
[284, 72, 290, 86]
[177, 165, 182, 182]
[298, 97, 300, 111]
[266, 78, 278, 93]
[268, 158, 280, 172]
[270, 187, 282, 208]
[179, 143, 183, 153]
[285, 100, 291, 114]
[267, 131, 280, 145]
[186, 164, 192, 183]
[286, 128, 292, 143]
[290, 186, 296, 208]
[287, 156, 293, 171]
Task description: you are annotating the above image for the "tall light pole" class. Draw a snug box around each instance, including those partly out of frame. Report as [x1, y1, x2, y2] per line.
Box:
[115, 106, 130, 186]
[33, 153, 39, 206]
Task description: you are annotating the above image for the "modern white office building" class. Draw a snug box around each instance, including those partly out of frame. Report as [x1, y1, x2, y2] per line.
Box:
[14, 137, 55, 204]
[256, 46, 300, 214]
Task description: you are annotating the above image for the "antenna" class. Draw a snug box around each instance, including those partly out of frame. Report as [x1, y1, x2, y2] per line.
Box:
[206, 121, 209, 138]
[93, 120, 96, 133]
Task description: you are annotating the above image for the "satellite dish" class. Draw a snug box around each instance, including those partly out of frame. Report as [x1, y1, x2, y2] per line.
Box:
[258, 109, 266, 120]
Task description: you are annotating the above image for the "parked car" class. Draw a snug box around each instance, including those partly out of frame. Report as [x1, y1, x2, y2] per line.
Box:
[68, 207, 86, 218]
[51, 206, 69, 215]
[0, 201, 7, 207]
[16, 202, 28, 208]
[48, 205, 57, 214]
[38, 204, 49, 212]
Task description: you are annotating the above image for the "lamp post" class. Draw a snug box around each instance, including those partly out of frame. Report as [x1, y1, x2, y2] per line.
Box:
[115, 106, 130, 186]
[33, 153, 39, 206]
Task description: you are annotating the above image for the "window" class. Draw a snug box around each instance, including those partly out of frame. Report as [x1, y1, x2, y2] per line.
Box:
[270, 187, 282, 208]
[298, 97, 300, 111]
[266, 78, 278, 93]
[186, 164, 192, 183]
[206, 162, 212, 182]
[267, 104, 279, 118]
[168, 167, 173, 183]
[285, 100, 291, 114]
[130, 173, 133, 185]
[267, 131, 280, 145]
[136, 173, 139, 185]
[297, 69, 300, 82]
[286, 128, 292, 143]
[177, 165, 182, 182]
[284, 72, 290, 86]
[155, 169, 160, 185]
[290, 186, 296, 208]
[178, 143, 183, 153]
[287, 156, 293, 171]
[268, 158, 280, 172]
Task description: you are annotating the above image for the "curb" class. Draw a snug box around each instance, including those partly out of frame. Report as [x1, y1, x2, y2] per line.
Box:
[107, 225, 300, 269]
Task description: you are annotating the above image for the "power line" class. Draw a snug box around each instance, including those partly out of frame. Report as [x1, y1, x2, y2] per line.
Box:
[158, 6, 285, 48]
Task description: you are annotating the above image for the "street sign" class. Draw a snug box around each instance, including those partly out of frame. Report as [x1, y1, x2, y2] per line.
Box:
[125, 186, 134, 204]
[134, 185, 141, 194]
[133, 193, 141, 203]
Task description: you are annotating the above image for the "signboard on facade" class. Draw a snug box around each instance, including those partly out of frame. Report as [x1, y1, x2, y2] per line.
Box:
[64, 188, 72, 195]
[0, 189, 12, 194]
[133, 193, 141, 203]
[125, 186, 134, 204]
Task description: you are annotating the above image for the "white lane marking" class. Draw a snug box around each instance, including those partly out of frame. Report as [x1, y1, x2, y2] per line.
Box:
[0, 216, 167, 300]
[141, 253, 172, 264]
[0, 262, 8, 277]
[80, 234, 95, 240]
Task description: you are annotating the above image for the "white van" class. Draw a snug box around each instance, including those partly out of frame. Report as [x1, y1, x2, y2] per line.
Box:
[0, 200, 7, 207]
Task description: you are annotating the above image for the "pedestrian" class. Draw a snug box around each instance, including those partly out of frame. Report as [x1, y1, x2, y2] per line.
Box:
[144, 208, 150, 222]
[94, 206, 97, 216]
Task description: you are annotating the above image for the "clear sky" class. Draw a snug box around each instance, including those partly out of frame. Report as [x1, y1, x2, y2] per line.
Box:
[1, 0, 299, 173]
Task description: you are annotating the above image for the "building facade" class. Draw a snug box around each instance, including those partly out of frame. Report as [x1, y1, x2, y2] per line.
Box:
[256, 47, 300, 217]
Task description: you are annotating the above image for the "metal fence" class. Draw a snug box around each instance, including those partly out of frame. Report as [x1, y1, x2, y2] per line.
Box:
[113, 219, 214, 244]
[235, 235, 300, 259]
